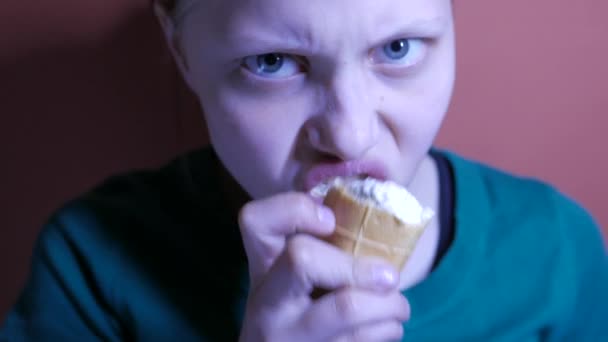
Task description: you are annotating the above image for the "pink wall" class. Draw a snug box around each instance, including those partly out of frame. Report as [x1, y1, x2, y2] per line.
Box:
[1, 0, 606, 321]
[437, 1, 608, 233]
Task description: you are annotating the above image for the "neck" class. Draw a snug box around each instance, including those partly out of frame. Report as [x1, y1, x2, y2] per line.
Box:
[399, 153, 441, 290]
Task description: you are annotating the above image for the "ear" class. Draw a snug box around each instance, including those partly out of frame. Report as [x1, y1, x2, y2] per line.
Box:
[153, 1, 193, 84]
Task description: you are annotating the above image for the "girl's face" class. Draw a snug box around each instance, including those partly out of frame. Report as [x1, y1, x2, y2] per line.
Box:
[174, 0, 455, 199]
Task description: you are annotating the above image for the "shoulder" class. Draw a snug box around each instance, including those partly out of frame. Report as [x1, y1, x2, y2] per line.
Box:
[47, 147, 212, 245]
[20, 146, 246, 339]
[439, 149, 599, 232]
[56, 146, 224, 224]
[44, 146, 244, 268]
[2, 147, 246, 340]
[34, 147, 215, 278]
[439, 148, 606, 291]
[439, 149, 607, 335]
[437, 149, 605, 281]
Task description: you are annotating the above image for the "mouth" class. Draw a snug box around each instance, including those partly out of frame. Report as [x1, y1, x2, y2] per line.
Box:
[304, 159, 388, 197]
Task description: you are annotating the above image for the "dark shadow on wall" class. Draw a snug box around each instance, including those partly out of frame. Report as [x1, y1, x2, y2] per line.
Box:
[0, 5, 208, 321]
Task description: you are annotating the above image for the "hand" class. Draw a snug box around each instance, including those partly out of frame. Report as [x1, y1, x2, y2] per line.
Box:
[238, 193, 410, 341]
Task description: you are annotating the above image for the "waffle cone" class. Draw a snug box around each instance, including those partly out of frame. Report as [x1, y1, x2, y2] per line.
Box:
[323, 186, 431, 270]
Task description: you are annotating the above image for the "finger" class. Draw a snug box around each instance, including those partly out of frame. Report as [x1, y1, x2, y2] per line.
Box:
[239, 192, 335, 239]
[261, 235, 399, 301]
[333, 320, 404, 342]
[238, 192, 335, 280]
[301, 289, 409, 340]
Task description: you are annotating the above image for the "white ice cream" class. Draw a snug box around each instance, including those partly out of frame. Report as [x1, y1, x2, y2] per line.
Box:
[311, 177, 435, 225]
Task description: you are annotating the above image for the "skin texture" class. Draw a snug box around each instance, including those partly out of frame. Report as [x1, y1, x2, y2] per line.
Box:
[155, 0, 455, 340]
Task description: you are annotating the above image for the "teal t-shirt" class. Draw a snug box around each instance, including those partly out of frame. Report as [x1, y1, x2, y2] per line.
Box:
[1, 147, 606, 341]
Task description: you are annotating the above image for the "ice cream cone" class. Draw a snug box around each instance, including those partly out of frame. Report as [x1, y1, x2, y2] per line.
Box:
[322, 185, 432, 270]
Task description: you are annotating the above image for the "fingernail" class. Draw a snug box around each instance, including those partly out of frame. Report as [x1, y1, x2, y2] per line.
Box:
[317, 206, 335, 226]
[372, 266, 397, 288]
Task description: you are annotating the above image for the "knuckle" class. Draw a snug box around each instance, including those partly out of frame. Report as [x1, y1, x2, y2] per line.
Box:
[395, 294, 411, 320]
[238, 202, 258, 232]
[286, 236, 313, 271]
[343, 321, 404, 342]
[379, 321, 405, 341]
[291, 196, 315, 227]
[348, 327, 367, 342]
[338, 326, 368, 342]
[333, 290, 359, 322]
[392, 321, 405, 340]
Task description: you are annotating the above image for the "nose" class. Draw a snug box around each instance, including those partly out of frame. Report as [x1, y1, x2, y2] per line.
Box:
[306, 71, 379, 160]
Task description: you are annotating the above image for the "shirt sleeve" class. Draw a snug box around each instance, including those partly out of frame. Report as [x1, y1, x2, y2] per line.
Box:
[0, 213, 123, 341]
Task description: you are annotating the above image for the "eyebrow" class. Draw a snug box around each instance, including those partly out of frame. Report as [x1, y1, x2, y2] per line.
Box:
[224, 28, 311, 55]
[373, 16, 449, 42]
[223, 16, 449, 56]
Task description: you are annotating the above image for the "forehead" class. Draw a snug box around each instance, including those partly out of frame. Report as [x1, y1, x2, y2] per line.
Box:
[182, 0, 451, 38]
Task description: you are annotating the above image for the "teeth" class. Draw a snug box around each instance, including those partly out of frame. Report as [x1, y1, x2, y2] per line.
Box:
[310, 177, 342, 198]
[311, 175, 373, 198]
[310, 183, 329, 198]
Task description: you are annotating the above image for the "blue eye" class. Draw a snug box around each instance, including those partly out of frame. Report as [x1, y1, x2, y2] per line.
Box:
[257, 54, 284, 73]
[242, 53, 302, 78]
[384, 39, 410, 60]
[371, 38, 427, 67]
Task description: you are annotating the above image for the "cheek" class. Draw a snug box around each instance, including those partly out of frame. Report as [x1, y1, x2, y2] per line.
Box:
[389, 43, 455, 146]
[416, 71, 453, 134]
[199, 86, 311, 195]
[383, 78, 452, 149]
[208, 95, 288, 159]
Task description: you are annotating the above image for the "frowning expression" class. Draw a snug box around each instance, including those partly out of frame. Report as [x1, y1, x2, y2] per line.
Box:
[174, 0, 455, 199]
